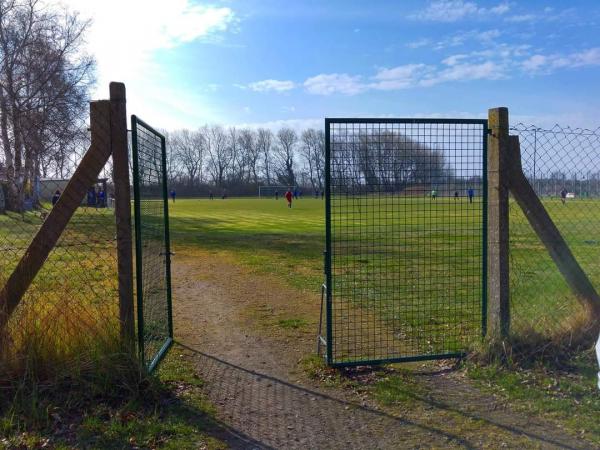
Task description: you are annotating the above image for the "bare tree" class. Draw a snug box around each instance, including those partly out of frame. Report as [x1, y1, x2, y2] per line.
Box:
[227, 126, 245, 183]
[0, 0, 94, 210]
[238, 128, 260, 184]
[300, 128, 325, 191]
[274, 127, 297, 186]
[256, 128, 273, 185]
[204, 125, 230, 187]
[171, 129, 204, 187]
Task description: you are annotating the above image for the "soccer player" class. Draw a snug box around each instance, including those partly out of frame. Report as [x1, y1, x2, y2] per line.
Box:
[560, 188, 568, 205]
[170, 189, 176, 203]
[431, 189, 437, 200]
[51, 189, 61, 206]
[285, 188, 293, 208]
[275, 190, 279, 200]
[467, 187, 474, 204]
[454, 191, 459, 200]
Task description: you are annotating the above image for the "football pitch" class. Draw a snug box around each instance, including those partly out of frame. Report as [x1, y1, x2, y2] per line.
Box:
[169, 196, 598, 358]
[1, 196, 594, 362]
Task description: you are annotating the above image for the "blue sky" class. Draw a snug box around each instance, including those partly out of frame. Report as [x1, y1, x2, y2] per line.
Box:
[67, 0, 600, 130]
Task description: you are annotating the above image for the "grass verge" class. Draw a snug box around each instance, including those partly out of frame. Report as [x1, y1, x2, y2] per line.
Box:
[466, 348, 600, 444]
[0, 346, 226, 449]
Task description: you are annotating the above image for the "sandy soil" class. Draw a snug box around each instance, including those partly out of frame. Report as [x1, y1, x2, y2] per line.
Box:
[173, 249, 596, 450]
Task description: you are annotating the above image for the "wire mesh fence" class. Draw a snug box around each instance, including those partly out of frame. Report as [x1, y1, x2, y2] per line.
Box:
[0, 143, 120, 382]
[131, 116, 173, 372]
[325, 119, 487, 366]
[509, 123, 600, 354]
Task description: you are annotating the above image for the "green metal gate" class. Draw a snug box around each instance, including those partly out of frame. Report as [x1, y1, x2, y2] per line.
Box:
[322, 118, 488, 366]
[131, 115, 173, 372]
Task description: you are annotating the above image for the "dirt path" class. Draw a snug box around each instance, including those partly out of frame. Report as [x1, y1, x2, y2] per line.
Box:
[173, 249, 596, 449]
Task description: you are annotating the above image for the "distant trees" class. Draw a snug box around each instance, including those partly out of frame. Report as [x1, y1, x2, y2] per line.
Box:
[164, 124, 321, 196]
[331, 130, 450, 193]
[162, 123, 455, 197]
[300, 129, 324, 191]
[0, 0, 94, 211]
[171, 129, 204, 187]
[273, 127, 297, 186]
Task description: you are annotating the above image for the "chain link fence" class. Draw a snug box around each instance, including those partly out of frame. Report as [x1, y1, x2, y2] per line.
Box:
[509, 123, 600, 356]
[0, 144, 121, 383]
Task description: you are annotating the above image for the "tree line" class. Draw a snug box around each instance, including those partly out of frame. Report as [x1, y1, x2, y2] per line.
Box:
[163, 126, 325, 196]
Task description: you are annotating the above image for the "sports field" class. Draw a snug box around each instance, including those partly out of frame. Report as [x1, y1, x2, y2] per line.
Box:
[168, 196, 595, 358]
[1, 195, 594, 367]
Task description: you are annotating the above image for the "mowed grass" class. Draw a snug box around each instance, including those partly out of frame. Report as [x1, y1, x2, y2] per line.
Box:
[169, 197, 600, 357]
[170, 196, 484, 361]
[169, 197, 326, 291]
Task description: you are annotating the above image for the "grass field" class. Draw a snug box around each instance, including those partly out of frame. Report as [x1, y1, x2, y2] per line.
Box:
[1, 195, 596, 367]
[168, 196, 596, 360]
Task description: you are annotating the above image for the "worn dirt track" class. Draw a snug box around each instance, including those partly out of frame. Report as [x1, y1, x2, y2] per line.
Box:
[173, 249, 597, 450]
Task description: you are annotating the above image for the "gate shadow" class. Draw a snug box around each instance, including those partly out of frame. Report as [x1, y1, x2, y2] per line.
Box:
[178, 343, 583, 450]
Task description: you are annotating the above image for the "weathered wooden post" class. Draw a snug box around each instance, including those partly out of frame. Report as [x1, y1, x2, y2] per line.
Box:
[487, 107, 511, 340]
[110, 82, 135, 349]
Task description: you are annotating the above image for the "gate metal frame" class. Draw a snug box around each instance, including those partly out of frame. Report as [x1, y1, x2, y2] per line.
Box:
[131, 115, 174, 373]
[321, 118, 489, 367]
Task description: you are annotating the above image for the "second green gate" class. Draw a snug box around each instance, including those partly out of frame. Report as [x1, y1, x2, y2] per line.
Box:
[322, 118, 488, 366]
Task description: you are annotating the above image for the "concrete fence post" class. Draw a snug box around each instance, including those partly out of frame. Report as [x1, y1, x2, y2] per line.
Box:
[487, 107, 511, 340]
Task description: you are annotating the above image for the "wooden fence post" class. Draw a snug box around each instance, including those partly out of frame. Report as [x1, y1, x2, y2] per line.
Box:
[487, 107, 511, 340]
[110, 82, 135, 349]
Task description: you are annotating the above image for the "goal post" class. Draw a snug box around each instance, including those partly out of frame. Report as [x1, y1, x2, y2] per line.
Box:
[258, 185, 297, 198]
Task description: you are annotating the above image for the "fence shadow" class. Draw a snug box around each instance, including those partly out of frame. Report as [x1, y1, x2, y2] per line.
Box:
[178, 343, 585, 450]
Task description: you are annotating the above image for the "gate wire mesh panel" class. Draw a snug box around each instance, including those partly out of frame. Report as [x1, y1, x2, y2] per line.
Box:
[0, 139, 119, 383]
[131, 116, 173, 372]
[325, 119, 487, 366]
[509, 124, 600, 352]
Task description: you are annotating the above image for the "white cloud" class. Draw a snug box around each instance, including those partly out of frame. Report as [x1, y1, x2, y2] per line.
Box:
[506, 14, 537, 23]
[504, 6, 576, 24]
[232, 118, 323, 133]
[58, 0, 236, 127]
[304, 73, 366, 95]
[411, 0, 510, 22]
[571, 48, 600, 67]
[421, 61, 504, 86]
[441, 54, 468, 66]
[490, 3, 510, 14]
[433, 29, 501, 50]
[247, 79, 296, 92]
[370, 64, 433, 90]
[522, 48, 600, 74]
[406, 38, 431, 49]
